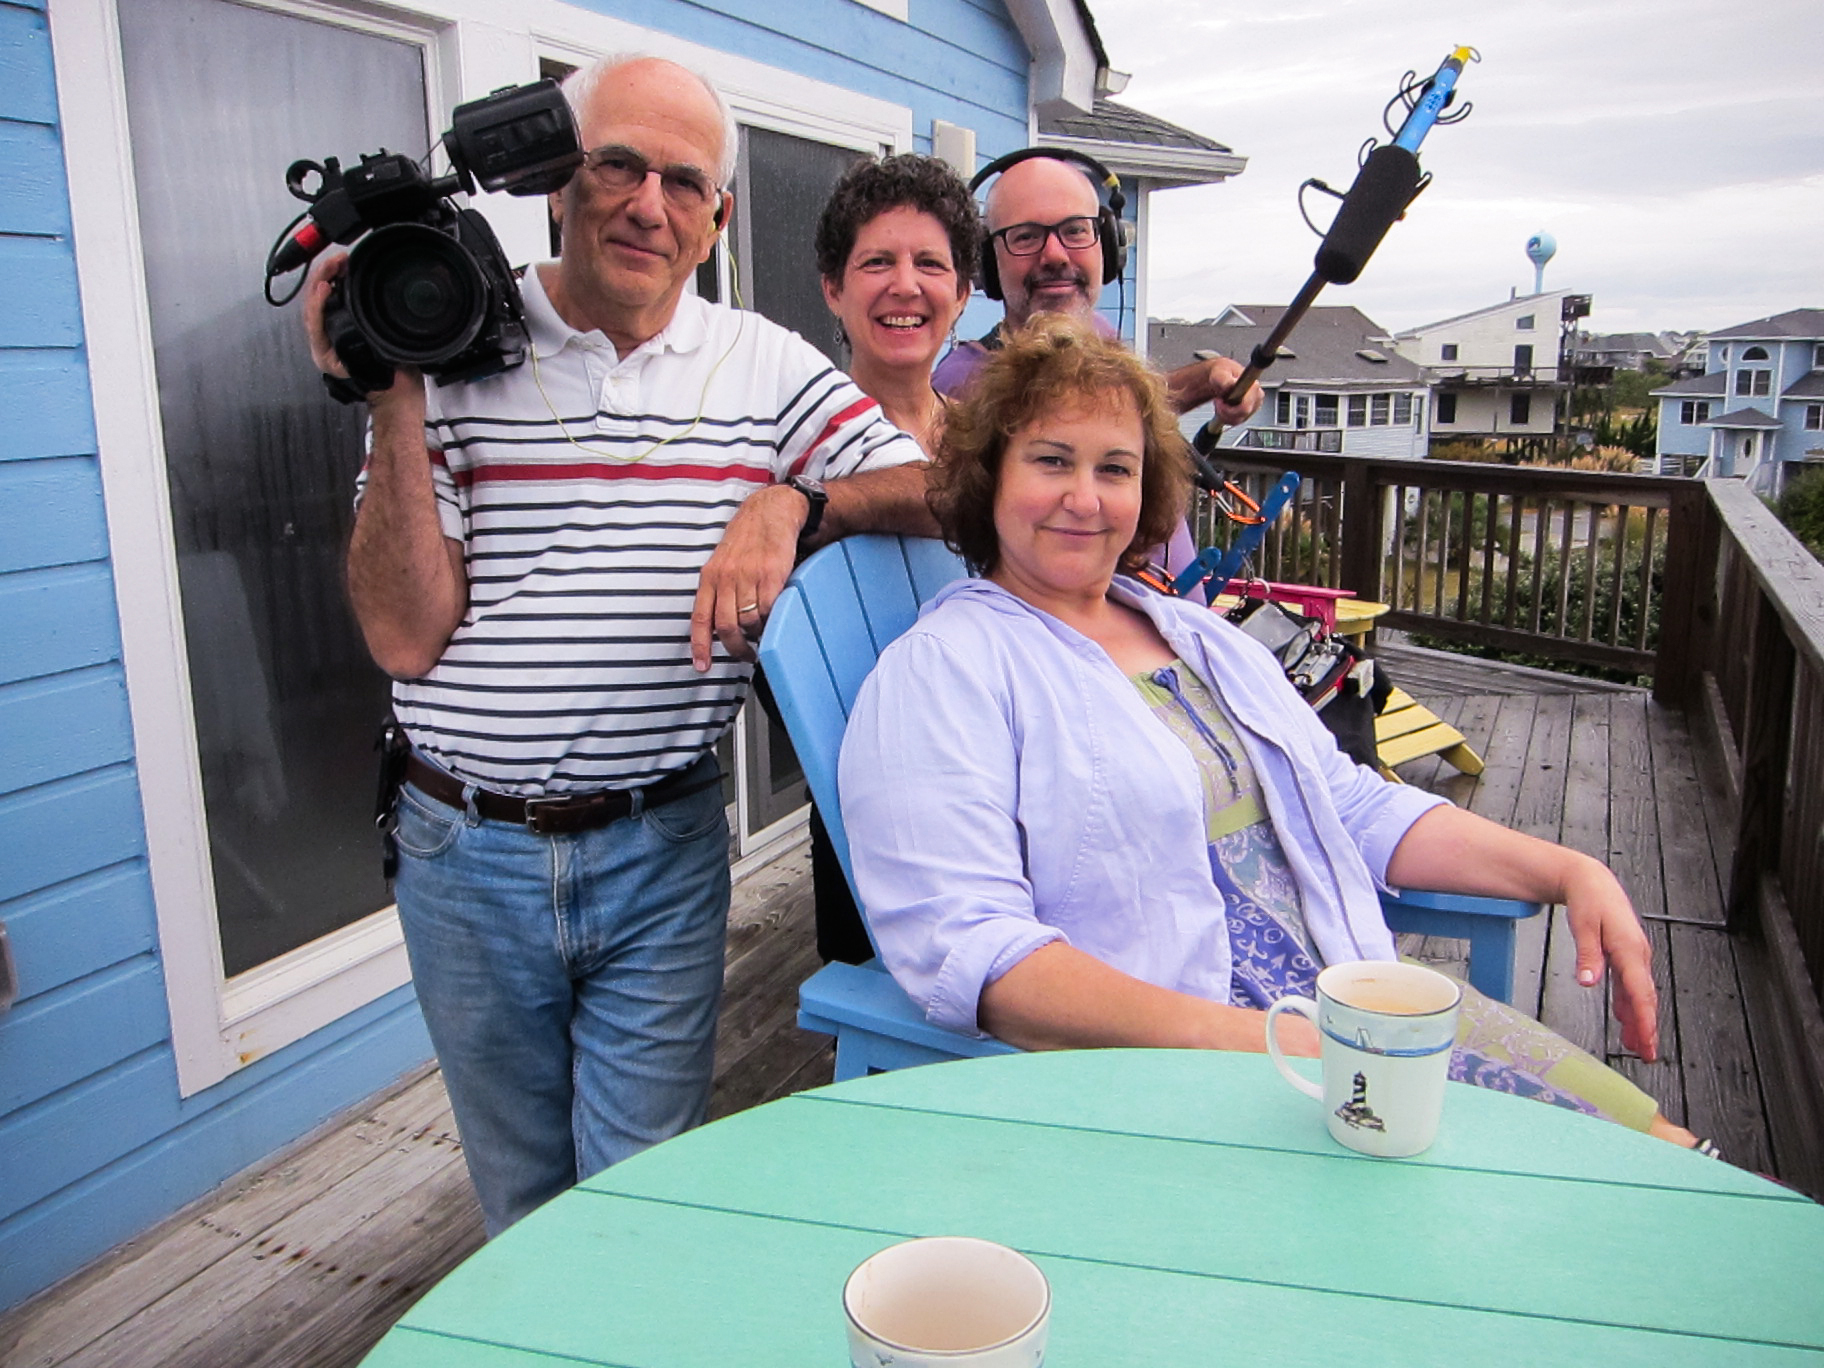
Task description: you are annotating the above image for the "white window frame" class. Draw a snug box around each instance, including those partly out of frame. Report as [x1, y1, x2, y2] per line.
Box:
[54, 0, 911, 1096]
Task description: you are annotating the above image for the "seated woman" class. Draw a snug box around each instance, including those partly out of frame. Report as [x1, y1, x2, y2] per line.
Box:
[804, 154, 979, 963]
[838, 314, 1705, 1150]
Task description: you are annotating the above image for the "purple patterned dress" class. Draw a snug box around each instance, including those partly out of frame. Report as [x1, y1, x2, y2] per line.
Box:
[1132, 662, 1653, 1130]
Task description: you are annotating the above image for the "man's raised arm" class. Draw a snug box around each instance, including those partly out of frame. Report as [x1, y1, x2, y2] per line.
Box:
[305, 256, 467, 679]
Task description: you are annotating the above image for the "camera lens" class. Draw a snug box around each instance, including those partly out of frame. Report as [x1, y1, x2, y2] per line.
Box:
[345, 224, 488, 366]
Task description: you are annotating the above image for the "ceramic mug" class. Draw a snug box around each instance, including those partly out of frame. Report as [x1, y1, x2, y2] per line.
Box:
[843, 1235, 1050, 1367]
[1265, 960, 1463, 1158]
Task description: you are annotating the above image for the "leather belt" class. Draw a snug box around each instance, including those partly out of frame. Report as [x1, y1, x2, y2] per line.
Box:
[403, 752, 720, 836]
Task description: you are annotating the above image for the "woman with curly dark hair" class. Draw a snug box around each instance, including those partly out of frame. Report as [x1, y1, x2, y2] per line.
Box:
[816, 154, 979, 453]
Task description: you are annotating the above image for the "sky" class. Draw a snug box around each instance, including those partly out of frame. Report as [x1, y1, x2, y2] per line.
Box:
[1089, 0, 1824, 337]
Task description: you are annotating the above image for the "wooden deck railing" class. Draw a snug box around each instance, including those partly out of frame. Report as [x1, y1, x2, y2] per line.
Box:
[1193, 456, 1824, 1189]
[1692, 481, 1824, 1194]
[1190, 453, 1710, 701]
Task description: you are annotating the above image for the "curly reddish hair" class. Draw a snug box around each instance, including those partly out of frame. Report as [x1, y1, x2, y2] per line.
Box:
[929, 313, 1192, 575]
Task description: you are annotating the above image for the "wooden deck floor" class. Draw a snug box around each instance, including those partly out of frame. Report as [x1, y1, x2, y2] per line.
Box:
[1, 848, 834, 1368]
[2, 645, 1777, 1366]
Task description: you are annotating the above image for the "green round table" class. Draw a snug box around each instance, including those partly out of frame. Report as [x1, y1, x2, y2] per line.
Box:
[361, 1049, 1824, 1366]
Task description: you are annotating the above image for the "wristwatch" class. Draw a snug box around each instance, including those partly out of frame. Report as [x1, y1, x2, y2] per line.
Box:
[787, 474, 828, 542]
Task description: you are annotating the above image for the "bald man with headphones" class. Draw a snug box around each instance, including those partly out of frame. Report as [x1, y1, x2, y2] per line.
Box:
[932, 147, 1262, 426]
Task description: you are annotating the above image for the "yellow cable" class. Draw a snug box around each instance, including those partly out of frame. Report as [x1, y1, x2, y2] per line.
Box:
[530, 237, 748, 463]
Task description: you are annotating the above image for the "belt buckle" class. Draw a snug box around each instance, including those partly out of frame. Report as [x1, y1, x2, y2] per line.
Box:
[523, 791, 613, 835]
[523, 795, 579, 835]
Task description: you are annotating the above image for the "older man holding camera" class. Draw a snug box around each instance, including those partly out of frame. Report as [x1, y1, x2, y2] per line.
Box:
[306, 55, 929, 1235]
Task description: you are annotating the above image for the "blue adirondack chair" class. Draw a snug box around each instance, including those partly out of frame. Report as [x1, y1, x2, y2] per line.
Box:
[758, 534, 1540, 1082]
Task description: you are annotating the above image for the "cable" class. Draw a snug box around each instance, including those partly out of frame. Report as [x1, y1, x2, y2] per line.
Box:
[528, 235, 748, 463]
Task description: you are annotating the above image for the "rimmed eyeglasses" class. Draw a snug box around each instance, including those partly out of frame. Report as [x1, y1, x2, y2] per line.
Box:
[581, 145, 719, 210]
[989, 215, 1100, 256]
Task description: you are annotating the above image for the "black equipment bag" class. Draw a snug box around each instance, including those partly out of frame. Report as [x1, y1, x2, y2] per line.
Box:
[1226, 597, 1388, 769]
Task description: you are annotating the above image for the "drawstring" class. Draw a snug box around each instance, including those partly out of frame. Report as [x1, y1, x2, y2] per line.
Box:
[1151, 666, 1239, 795]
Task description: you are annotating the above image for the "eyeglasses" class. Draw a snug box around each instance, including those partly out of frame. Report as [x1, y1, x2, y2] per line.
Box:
[580, 145, 718, 210]
[989, 215, 1100, 257]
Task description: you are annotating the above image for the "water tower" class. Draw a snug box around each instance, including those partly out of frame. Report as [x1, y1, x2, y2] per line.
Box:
[1525, 232, 1556, 294]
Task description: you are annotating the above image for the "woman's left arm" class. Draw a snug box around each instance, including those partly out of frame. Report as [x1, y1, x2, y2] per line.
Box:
[1384, 804, 1659, 1061]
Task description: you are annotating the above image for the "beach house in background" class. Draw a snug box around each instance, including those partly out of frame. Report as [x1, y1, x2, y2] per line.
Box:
[0, 0, 1249, 1314]
[1386, 290, 1590, 451]
[1571, 330, 1685, 386]
[1651, 309, 1824, 488]
[1149, 307, 1431, 460]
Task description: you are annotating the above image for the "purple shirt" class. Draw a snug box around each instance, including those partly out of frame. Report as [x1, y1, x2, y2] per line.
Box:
[839, 577, 1444, 1034]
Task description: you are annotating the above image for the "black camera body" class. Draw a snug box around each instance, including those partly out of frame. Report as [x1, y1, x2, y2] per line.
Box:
[270, 79, 582, 399]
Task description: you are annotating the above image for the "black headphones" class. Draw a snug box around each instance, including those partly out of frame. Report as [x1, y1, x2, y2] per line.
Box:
[968, 147, 1130, 302]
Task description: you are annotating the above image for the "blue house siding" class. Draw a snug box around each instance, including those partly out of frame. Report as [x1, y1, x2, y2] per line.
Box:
[574, 0, 1030, 159]
[1656, 400, 1712, 460]
[0, 0, 432, 1310]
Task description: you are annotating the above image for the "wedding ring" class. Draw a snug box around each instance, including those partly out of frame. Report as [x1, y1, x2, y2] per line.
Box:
[737, 602, 759, 614]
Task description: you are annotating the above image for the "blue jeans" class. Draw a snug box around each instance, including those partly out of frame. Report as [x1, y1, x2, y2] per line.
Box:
[391, 753, 730, 1235]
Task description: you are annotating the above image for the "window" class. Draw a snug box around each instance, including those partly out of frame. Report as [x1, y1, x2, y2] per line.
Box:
[1742, 346, 1769, 361]
[1294, 394, 1309, 429]
[1439, 343, 1459, 362]
[1276, 391, 1292, 425]
[1510, 392, 1532, 425]
[1807, 404, 1822, 431]
[1347, 395, 1367, 427]
[1436, 392, 1457, 424]
[1814, 343, 1824, 370]
[1370, 394, 1390, 425]
[738, 127, 867, 366]
[1393, 393, 1413, 425]
[1314, 394, 1338, 427]
[119, 0, 426, 978]
[1514, 344, 1534, 372]
[1412, 396, 1425, 429]
[730, 126, 870, 831]
[1736, 369, 1771, 397]
[1516, 315, 1535, 331]
[1682, 400, 1712, 425]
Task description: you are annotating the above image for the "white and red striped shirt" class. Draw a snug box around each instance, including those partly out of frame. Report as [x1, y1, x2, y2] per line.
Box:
[367, 265, 921, 795]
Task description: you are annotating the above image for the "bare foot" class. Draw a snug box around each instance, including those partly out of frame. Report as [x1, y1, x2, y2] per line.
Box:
[1648, 1113, 1701, 1148]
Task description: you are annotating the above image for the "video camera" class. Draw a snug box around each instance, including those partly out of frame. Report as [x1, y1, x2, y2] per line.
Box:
[265, 79, 582, 401]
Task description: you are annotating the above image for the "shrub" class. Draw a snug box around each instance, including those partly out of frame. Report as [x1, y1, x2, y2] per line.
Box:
[1775, 467, 1824, 560]
[1411, 536, 1664, 686]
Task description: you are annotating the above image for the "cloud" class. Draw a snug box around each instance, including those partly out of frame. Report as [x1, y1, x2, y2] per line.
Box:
[1094, 0, 1824, 333]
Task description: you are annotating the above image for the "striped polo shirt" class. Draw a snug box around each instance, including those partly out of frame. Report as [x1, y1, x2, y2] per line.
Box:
[371, 264, 922, 795]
